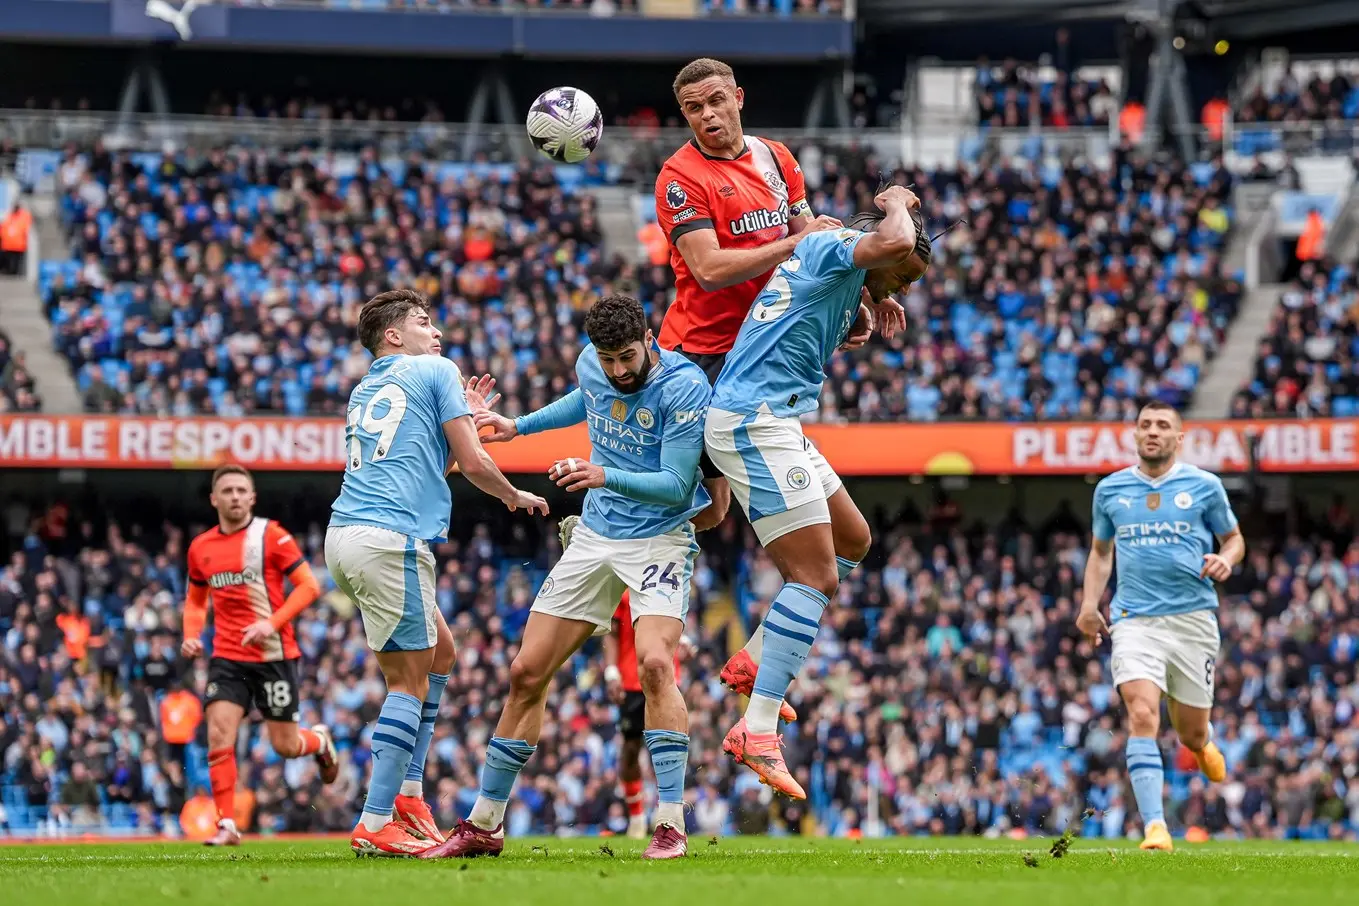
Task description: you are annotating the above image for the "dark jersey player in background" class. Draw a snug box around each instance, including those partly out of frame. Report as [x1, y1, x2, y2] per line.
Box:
[182, 464, 338, 846]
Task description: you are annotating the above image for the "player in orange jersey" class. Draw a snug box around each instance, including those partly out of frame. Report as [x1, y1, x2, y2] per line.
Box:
[181, 464, 337, 846]
[657, 58, 864, 722]
[602, 591, 692, 839]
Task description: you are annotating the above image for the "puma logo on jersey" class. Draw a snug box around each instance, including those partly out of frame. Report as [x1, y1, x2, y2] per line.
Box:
[1117, 497, 1133, 509]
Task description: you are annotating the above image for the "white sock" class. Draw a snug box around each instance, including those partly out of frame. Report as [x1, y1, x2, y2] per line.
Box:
[745, 693, 782, 735]
[654, 802, 684, 830]
[468, 795, 507, 830]
[744, 626, 763, 665]
[359, 811, 390, 833]
[399, 780, 423, 797]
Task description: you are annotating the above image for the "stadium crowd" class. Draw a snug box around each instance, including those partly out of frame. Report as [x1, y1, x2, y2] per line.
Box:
[3, 488, 1359, 840]
[973, 56, 1118, 131]
[40, 138, 1240, 422]
[1231, 258, 1359, 418]
[1233, 66, 1359, 125]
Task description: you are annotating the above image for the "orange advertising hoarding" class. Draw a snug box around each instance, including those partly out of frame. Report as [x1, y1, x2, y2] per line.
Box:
[0, 415, 1355, 475]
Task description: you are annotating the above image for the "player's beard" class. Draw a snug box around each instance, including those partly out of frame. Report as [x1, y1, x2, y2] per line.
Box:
[1138, 441, 1176, 469]
[606, 356, 652, 394]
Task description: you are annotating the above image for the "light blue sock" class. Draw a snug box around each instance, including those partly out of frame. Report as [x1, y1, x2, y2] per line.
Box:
[479, 737, 536, 802]
[363, 691, 422, 820]
[643, 729, 689, 804]
[836, 557, 860, 582]
[1126, 736, 1165, 825]
[403, 672, 449, 790]
[748, 583, 828, 733]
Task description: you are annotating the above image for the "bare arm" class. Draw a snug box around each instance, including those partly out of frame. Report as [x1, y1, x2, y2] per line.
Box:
[852, 186, 920, 270]
[1081, 538, 1115, 610]
[1217, 527, 1246, 567]
[1076, 537, 1114, 644]
[1202, 526, 1246, 581]
[443, 415, 548, 515]
[675, 228, 804, 293]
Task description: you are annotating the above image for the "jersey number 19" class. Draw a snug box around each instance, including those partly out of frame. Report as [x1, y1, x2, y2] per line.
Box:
[346, 384, 409, 471]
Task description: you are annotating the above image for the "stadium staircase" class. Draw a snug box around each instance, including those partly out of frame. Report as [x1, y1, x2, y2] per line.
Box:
[1188, 282, 1285, 418]
[591, 185, 640, 266]
[0, 195, 81, 413]
[1187, 182, 1288, 419]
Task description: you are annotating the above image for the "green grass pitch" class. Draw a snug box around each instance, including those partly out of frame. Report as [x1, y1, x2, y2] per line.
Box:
[2, 836, 1356, 906]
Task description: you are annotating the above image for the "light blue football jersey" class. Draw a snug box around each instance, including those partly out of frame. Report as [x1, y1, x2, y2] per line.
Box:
[330, 353, 469, 542]
[578, 346, 711, 540]
[1091, 462, 1239, 621]
[711, 228, 867, 418]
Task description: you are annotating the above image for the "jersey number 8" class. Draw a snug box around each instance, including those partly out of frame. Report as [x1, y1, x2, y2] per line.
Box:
[346, 384, 409, 471]
[751, 257, 801, 323]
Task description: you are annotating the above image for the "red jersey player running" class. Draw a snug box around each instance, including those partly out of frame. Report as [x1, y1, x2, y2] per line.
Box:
[181, 464, 338, 846]
[655, 58, 869, 723]
[604, 592, 691, 839]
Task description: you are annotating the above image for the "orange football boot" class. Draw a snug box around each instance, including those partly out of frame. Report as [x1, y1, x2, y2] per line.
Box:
[719, 649, 798, 723]
[721, 717, 805, 800]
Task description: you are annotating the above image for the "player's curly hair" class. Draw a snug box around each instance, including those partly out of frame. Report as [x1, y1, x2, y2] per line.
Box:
[584, 294, 648, 352]
[358, 289, 430, 356]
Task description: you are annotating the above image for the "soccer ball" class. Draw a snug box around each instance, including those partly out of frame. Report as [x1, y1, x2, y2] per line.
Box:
[526, 87, 603, 164]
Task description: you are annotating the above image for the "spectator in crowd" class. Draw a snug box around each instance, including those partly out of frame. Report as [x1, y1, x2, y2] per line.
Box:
[0, 331, 42, 413]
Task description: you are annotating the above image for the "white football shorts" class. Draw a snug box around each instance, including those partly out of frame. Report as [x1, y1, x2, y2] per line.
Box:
[532, 520, 698, 634]
[704, 404, 842, 546]
[1110, 609, 1220, 709]
[325, 524, 438, 653]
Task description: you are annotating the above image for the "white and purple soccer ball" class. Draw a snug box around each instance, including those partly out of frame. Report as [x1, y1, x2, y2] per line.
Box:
[526, 87, 603, 164]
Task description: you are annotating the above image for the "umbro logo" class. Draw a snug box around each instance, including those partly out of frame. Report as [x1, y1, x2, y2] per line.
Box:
[719, 185, 736, 197]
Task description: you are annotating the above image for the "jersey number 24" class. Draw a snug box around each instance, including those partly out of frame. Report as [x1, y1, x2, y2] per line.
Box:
[346, 384, 409, 471]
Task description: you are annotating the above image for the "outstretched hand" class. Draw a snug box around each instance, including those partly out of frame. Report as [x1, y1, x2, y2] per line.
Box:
[464, 374, 501, 411]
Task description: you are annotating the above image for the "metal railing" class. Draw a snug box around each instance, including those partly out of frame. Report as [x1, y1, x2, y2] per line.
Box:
[1221, 118, 1359, 158]
[0, 110, 1129, 179]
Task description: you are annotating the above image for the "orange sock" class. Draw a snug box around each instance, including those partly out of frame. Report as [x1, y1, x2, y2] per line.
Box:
[623, 779, 644, 818]
[207, 748, 237, 824]
[296, 728, 322, 757]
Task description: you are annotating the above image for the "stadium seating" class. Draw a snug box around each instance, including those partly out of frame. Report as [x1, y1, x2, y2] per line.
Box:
[2, 489, 1357, 839]
[41, 146, 611, 418]
[974, 59, 1118, 130]
[1232, 259, 1358, 418]
[1235, 66, 1359, 125]
[39, 138, 1240, 421]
